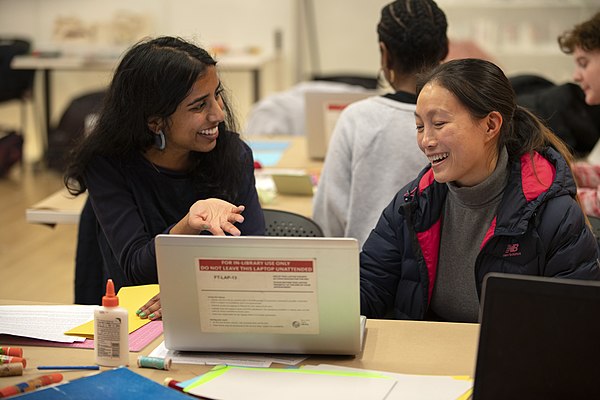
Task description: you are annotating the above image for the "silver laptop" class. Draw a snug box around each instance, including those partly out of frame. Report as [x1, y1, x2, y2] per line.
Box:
[473, 273, 600, 400]
[155, 235, 363, 355]
[305, 91, 376, 159]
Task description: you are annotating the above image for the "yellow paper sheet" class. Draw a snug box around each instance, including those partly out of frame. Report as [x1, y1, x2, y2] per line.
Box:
[64, 284, 160, 338]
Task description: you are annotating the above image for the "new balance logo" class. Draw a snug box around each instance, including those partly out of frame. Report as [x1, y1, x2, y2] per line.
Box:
[504, 243, 521, 257]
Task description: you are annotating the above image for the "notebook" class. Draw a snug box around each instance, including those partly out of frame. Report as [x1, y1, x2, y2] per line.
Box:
[155, 235, 363, 355]
[472, 273, 600, 400]
[305, 90, 376, 159]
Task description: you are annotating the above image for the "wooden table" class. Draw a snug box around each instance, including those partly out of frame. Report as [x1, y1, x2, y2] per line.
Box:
[0, 318, 479, 388]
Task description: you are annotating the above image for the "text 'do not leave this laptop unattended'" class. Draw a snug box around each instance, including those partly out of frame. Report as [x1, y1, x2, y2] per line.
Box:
[472, 273, 600, 400]
[155, 235, 363, 355]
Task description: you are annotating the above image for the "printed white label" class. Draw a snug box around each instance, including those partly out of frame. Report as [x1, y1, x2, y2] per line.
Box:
[196, 258, 319, 334]
[96, 319, 121, 358]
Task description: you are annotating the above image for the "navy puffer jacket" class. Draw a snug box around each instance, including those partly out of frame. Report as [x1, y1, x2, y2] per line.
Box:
[360, 147, 600, 320]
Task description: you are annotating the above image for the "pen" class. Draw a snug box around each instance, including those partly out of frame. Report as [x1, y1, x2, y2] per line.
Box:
[0, 373, 63, 398]
[37, 365, 100, 370]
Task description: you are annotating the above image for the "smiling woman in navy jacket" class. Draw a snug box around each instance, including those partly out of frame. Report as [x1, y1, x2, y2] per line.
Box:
[64, 37, 265, 316]
[360, 58, 600, 323]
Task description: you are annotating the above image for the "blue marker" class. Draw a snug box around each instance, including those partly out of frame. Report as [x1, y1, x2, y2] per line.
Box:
[37, 366, 100, 370]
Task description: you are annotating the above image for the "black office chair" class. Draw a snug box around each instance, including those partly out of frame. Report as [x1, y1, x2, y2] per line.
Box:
[0, 37, 35, 133]
[263, 208, 324, 237]
[46, 90, 106, 172]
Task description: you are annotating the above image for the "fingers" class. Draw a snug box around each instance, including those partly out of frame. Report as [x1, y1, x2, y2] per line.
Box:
[137, 294, 159, 311]
[136, 293, 161, 319]
[229, 211, 245, 223]
[221, 221, 241, 236]
[148, 308, 162, 320]
[137, 303, 162, 320]
[189, 199, 246, 234]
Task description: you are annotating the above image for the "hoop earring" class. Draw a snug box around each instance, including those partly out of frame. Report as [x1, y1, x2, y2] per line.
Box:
[154, 130, 166, 150]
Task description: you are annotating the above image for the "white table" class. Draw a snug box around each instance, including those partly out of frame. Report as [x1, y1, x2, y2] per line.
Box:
[25, 188, 86, 225]
[12, 52, 274, 141]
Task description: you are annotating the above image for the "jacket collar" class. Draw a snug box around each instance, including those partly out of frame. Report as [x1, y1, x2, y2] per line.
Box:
[495, 147, 575, 235]
[408, 147, 575, 235]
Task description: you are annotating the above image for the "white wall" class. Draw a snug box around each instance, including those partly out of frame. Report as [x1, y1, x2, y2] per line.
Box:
[0, 0, 302, 160]
[0, 0, 597, 162]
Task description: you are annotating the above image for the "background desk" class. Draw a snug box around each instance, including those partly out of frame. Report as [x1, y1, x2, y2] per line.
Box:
[26, 136, 321, 225]
[0, 316, 479, 388]
[11, 53, 274, 143]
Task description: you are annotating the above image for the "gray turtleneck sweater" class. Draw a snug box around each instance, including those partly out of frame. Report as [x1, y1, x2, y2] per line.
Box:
[430, 147, 509, 322]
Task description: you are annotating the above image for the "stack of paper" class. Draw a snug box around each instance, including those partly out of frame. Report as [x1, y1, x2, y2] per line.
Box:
[64, 284, 160, 338]
[178, 364, 473, 400]
[149, 341, 306, 368]
[0, 285, 162, 352]
[0, 305, 93, 343]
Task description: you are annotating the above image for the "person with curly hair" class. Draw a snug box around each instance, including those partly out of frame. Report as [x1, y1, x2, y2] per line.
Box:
[558, 12, 600, 217]
[559, 12, 600, 106]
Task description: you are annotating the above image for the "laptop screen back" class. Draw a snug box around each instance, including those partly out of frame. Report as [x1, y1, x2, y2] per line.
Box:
[473, 273, 600, 400]
[305, 91, 376, 160]
[155, 235, 361, 355]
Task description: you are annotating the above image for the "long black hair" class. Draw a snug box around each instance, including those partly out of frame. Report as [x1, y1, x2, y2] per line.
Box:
[64, 36, 243, 201]
[416, 58, 574, 167]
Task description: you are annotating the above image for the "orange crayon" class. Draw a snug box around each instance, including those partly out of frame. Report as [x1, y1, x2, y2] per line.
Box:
[0, 348, 22, 358]
[0, 356, 25, 368]
[0, 373, 63, 398]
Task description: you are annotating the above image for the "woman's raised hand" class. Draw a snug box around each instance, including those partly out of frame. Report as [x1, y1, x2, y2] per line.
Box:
[188, 198, 245, 236]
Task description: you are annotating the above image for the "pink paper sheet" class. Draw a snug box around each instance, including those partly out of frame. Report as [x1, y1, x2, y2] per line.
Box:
[0, 320, 163, 352]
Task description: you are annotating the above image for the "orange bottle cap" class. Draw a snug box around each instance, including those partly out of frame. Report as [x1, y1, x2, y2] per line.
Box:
[102, 279, 119, 307]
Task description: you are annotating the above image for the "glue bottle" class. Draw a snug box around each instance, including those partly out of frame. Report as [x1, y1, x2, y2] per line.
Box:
[94, 279, 129, 366]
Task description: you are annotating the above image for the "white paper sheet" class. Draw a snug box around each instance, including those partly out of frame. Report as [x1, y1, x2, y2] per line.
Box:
[303, 364, 473, 400]
[0, 305, 95, 343]
[185, 366, 397, 400]
[149, 341, 306, 368]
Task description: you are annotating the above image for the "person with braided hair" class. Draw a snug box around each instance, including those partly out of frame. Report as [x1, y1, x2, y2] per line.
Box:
[313, 0, 448, 249]
[360, 58, 600, 322]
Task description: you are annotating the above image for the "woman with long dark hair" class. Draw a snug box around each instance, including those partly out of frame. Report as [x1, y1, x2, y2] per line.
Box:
[360, 58, 600, 322]
[64, 36, 265, 316]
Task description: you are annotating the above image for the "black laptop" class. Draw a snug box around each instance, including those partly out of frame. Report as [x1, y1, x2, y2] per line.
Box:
[473, 273, 600, 400]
